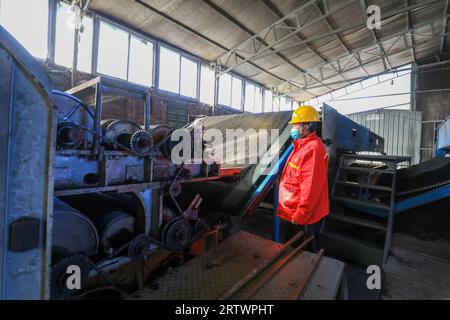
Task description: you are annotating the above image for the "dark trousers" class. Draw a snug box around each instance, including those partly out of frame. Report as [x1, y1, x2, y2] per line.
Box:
[284, 219, 323, 252]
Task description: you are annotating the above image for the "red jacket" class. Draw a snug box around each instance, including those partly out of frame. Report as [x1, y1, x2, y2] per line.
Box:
[277, 132, 329, 225]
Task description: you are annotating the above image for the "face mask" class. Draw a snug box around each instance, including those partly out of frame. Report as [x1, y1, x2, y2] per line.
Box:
[290, 128, 300, 140]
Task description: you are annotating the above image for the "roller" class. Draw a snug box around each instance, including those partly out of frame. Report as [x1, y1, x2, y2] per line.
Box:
[101, 119, 153, 156]
[149, 124, 177, 159]
[95, 211, 136, 250]
[52, 198, 99, 257]
[52, 90, 95, 149]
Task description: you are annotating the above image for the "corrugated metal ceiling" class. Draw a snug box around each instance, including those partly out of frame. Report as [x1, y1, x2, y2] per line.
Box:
[89, 0, 450, 101]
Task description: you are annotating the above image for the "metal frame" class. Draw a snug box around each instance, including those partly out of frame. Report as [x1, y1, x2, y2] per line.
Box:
[66, 76, 152, 151]
[5, 0, 449, 106]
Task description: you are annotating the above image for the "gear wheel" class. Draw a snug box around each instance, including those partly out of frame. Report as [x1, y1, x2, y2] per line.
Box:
[130, 130, 153, 156]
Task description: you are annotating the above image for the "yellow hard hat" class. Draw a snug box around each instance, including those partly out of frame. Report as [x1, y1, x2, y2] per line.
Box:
[289, 105, 321, 124]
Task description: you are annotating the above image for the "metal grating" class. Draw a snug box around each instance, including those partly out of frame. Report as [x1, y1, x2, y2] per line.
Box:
[125, 231, 345, 300]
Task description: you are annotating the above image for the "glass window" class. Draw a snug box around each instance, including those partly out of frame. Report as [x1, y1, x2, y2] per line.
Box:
[97, 21, 128, 79]
[180, 56, 197, 98]
[280, 97, 293, 111]
[200, 65, 215, 105]
[264, 90, 273, 112]
[231, 77, 242, 110]
[244, 83, 256, 113]
[218, 73, 232, 106]
[128, 36, 153, 86]
[159, 46, 180, 93]
[77, 15, 93, 73]
[255, 87, 263, 113]
[273, 96, 281, 112]
[0, 0, 48, 59]
[55, 2, 93, 72]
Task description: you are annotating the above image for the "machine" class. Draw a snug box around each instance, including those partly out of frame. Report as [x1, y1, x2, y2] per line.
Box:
[0, 26, 227, 299]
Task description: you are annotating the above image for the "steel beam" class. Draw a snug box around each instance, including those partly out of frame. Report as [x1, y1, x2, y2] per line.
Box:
[360, 0, 392, 71]
[133, 0, 300, 88]
[217, 0, 361, 76]
[261, 0, 349, 87]
[277, 15, 449, 97]
[441, 0, 450, 55]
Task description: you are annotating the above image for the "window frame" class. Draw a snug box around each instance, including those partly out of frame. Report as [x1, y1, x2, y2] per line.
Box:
[95, 17, 155, 87]
[14, 0, 295, 109]
[217, 72, 245, 111]
[157, 43, 200, 100]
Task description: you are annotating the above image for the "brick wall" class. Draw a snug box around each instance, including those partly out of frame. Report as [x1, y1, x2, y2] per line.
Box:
[45, 65, 240, 128]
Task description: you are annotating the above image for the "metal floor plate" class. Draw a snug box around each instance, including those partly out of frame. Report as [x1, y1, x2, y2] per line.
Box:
[126, 231, 345, 300]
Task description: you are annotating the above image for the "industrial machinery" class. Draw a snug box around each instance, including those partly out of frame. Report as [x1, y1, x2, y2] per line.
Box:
[0, 26, 227, 299]
[4, 22, 449, 299]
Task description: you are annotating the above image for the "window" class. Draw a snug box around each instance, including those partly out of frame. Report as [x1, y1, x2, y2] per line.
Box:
[264, 90, 273, 112]
[159, 46, 180, 93]
[159, 46, 198, 97]
[273, 96, 281, 112]
[244, 83, 262, 113]
[244, 83, 255, 112]
[255, 87, 263, 113]
[180, 56, 197, 98]
[55, 2, 93, 72]
[97, 21, 128, 80]
[279, 97, 293, 111]
[218, 73, 232, 106]
[97, 20, 154, 86]
[0, 0, 48, 59]
[200, 65, 215, 105]
[218, 73, 242, 110]
[231, 77, 242, 109]
[128, 36, 153, 86]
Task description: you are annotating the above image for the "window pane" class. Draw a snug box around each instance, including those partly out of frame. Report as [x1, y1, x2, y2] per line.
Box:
[180, 56, 197, 98]
[273, 96, 280, 112]
[97, 21, 128, 79]
[77, 15, 93, 73]
[255, 87, 263, 113]
[231, 77, 242, 110]
[200, 65, 215, 105]
[0, 0, 48, 58]
[218, 73, 231, 106]
[129, 36, 153, 86]
[244, 83, 255, 112]
[280, 97, 290, 111]
[159, 46, 180, 93]
[55, 2, 73, 67]
[264, 90, 273, 112]
[55, 2, 92, 73]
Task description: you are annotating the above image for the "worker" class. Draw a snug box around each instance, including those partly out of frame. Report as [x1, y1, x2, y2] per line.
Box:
[277, 105, 329, 251]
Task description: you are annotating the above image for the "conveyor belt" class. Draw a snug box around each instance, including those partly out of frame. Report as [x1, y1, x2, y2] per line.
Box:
[181, 112, 292, 215]
[395, 158, 450, 196]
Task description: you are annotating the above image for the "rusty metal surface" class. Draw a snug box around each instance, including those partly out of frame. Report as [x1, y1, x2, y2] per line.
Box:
[126, 231, 345, 300]
[127, 231, 282, 300]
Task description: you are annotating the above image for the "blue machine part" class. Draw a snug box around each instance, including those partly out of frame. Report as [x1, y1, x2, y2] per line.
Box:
[322, 104, 384, 153]
[437, 115, 450, 156]
[0, 26, 57, 299]
[341, 183, 450, 218]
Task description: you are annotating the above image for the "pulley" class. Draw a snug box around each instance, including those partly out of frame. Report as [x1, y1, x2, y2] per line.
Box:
[161, 217, 192, 252]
